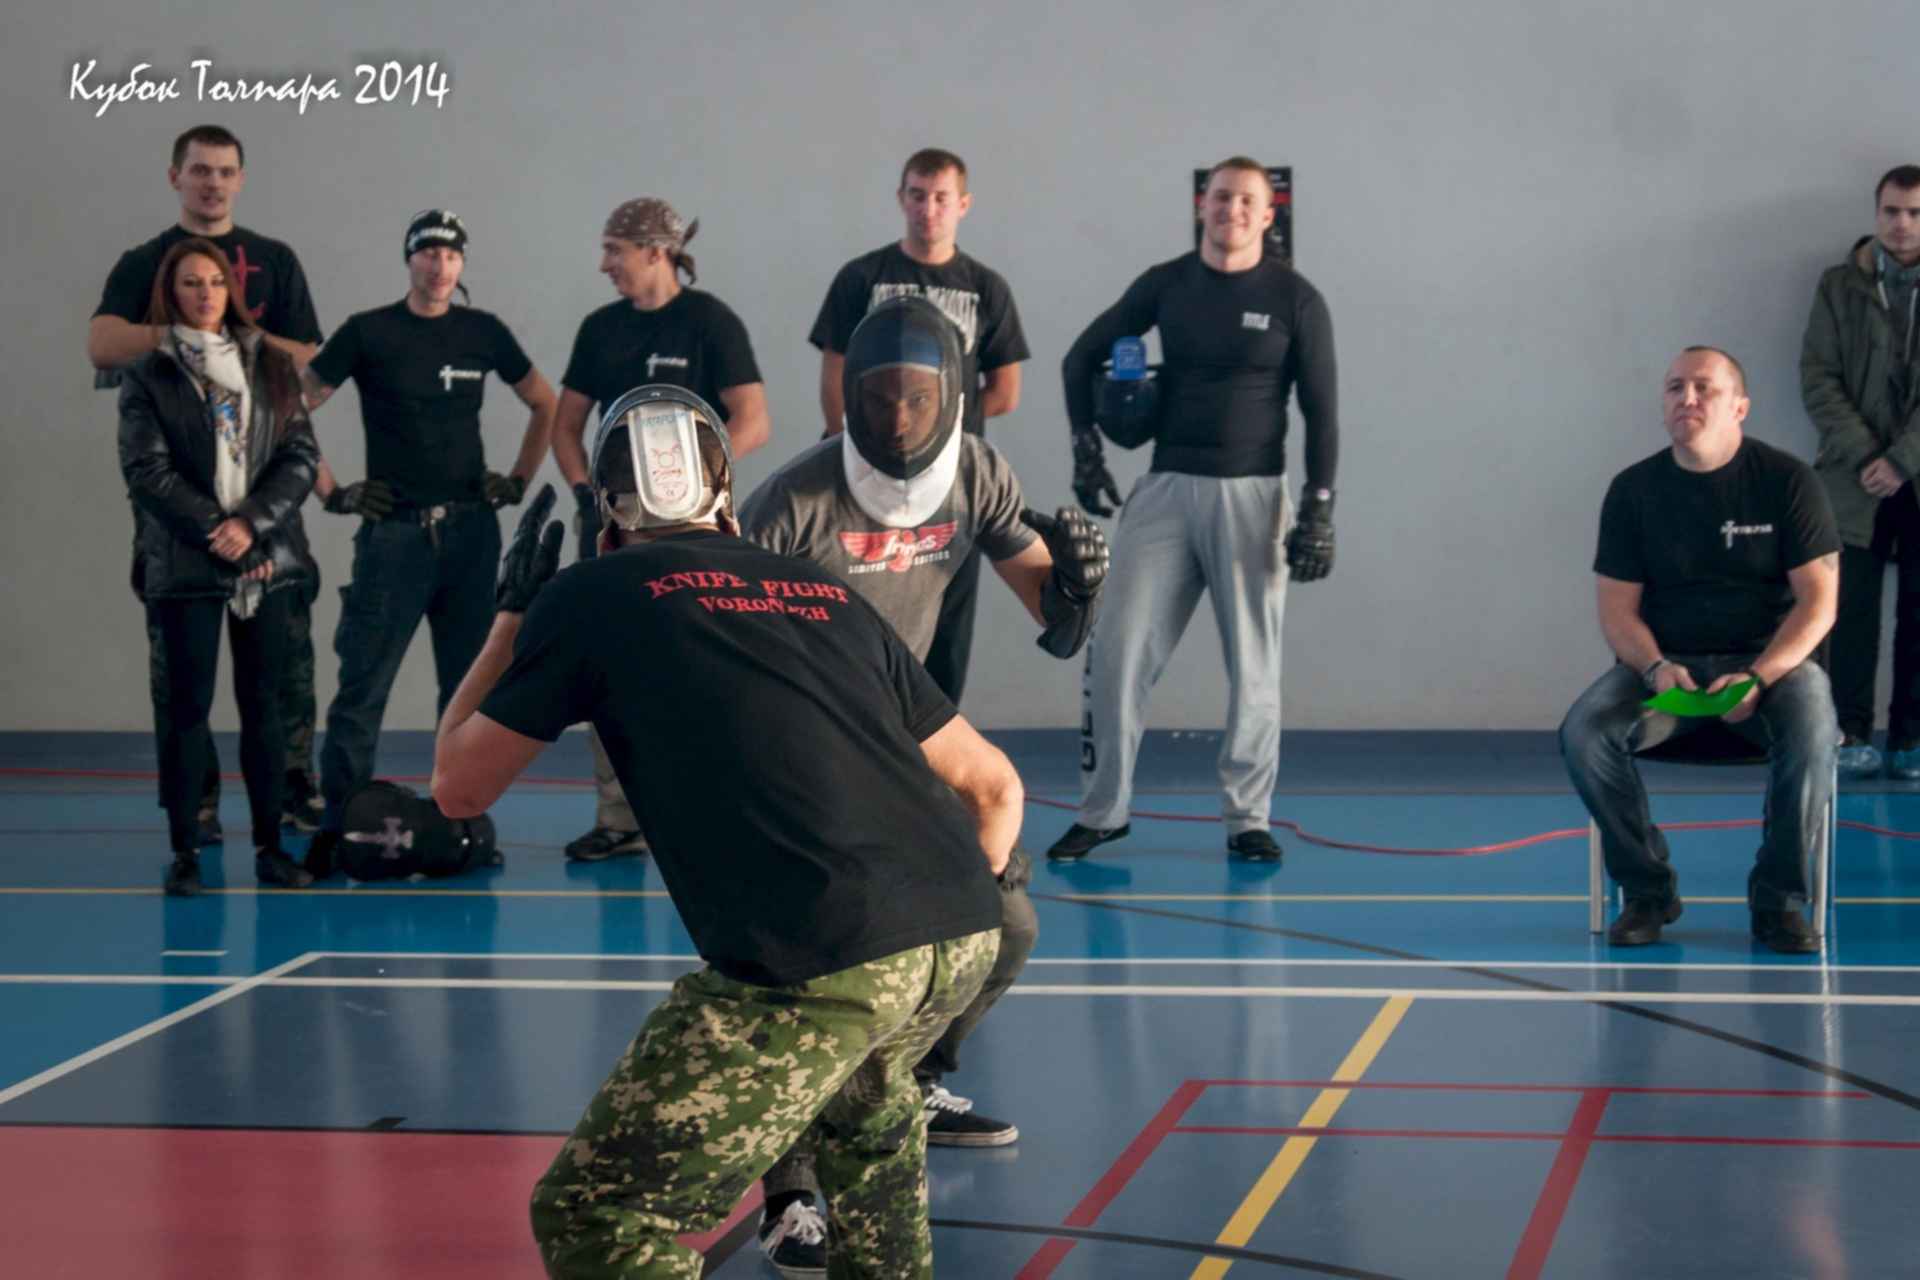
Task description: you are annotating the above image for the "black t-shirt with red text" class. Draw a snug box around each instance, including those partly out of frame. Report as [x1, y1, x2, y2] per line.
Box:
[479, 530, 1001, 986]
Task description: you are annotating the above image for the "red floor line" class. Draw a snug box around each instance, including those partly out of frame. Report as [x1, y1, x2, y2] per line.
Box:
[1173, 1126, 1920, 1150]
[1193, 1080, 1868, 1099]
[1013, 1079, 1209, 1280]
[1507, 1088, 1610, 1280]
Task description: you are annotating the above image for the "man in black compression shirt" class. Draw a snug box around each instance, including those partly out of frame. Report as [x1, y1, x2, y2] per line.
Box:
[1049, 156, 1340, 864]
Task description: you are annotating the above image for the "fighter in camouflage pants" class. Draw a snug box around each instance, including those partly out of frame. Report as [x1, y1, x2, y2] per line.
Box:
[531, 929, 998, 1279]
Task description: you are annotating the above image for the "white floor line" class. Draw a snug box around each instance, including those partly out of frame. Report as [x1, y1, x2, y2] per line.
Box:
[304, 951, 1920, 975]
[0, 975, 236, 986]
[159, 949, 227, 957]
[0, 951, 320, 1109]
[2, 971, 1915, 1007]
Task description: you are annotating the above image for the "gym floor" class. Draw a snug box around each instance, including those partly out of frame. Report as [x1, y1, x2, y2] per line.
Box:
[2, 729, 1916, 1278]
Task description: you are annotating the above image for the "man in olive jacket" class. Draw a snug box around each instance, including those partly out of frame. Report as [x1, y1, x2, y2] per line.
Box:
[1802, 163, 1920, 778]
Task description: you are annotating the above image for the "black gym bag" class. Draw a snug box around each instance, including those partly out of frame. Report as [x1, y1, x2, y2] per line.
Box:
[338, 780, 499, 881]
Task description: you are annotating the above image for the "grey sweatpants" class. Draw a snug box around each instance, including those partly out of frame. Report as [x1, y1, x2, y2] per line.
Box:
[1079, 471, 1291, 835]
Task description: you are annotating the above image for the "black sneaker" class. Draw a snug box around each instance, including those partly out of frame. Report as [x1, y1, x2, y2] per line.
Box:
[922, 1084, 1018, 1147]
[164, 853, 202, 897]
[757, 1197, 827, 1278]
[196, 807, 224, 847]
[303, 829, 341, 879]
[281, 773, 324, 832]
[564, 826, 648, 862]
[1227, 829, 1283, 862]
[1607, 897, 1683, 946]
[1752, 907, 1821, 954]
[1045, 822, 1130, 861]
[256, 848, 314, 888]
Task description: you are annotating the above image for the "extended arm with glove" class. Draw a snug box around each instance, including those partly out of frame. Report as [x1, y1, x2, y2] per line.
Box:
[497, 484, 565, 614]
[1023, 505, 1110, 658]
[322, 477, 395, 519]
[1285, 488, 1335, 582]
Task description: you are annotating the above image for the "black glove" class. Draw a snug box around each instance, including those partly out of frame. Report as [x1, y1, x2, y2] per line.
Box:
[322, 478, 395, 519]
[1285, 489, 1336, 582]
[484, 471, 527, 509]
[1071, 429, 1124, 517]
[572, 481, 601, 562]
[1023, 506, 1107, 659]
[996, 844, 1032, 892]
[497, 484, 564, 613]
[1022, 505, 1110, 599]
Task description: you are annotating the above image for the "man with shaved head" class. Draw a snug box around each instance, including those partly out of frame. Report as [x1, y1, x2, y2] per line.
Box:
[1561, 347, 1840, 952]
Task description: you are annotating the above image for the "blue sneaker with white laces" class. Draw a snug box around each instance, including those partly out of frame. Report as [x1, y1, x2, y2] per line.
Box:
[1838, 737, 1883, 779]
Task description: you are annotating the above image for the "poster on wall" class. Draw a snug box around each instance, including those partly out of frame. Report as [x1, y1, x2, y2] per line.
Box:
[1192, 165, 1291, 265]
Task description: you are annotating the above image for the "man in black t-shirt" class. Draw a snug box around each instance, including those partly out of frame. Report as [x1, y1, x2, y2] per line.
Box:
[433, 390, 1016, 1277]
[1050, 157, 1339, 866]
[812, 148, 1032, 704]
[549, 197, 771, 863]
[299, 211, 556, 872]
[1561, 347, 1841, 953]
[88, 123, 326, 841]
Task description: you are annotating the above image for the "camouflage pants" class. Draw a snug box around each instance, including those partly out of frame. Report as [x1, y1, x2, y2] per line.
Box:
[531, 929, 999, 1279]
[145, 587, 317, 809]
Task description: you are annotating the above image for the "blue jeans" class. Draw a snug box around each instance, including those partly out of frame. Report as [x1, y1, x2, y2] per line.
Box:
[320, 506, 500, 828]
[1559, 655, 1838, 912]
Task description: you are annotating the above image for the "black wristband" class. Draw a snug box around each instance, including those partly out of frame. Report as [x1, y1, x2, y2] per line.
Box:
[1744, 669, 1770, 695]
[1641, 657, 1671, 681]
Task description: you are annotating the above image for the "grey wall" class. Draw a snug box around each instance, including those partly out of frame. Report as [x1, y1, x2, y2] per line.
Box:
[3, 0, 1913, 732]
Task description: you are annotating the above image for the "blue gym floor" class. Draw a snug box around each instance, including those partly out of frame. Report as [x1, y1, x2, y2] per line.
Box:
[3, 730, 1918, 1278]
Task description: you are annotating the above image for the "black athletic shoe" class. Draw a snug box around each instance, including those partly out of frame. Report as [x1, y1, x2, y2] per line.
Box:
[303, 829, 341, 879]
[1227, 829, 1283, 862]
[1752, 908, 1821, 954]
[1045, 822, 1130, 861]
[1607, 897, 1683, 946]
[196, 807, 224, 847]
[922, 1084, 1019, 1147]
[564, 826, 648, 862]
[255, 848, 314, 889]
[281, 773, 324, 832]
[757, 1197, 828, 1278]
[164, 854, 202, 897]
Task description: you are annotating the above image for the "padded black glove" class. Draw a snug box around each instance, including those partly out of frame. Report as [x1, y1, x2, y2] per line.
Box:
[572, 481, 601, 562]
[1023, 506, 1108, 659]
[1022, 505, 1110, 599]
[996, 844, 1032, 892]
[1285, 489, 1335, 582]
[484, 471, 527, 509]
[322, 478, 395, 519]
[1071, 429, 1124, 517]
[497, 484, 564, 613]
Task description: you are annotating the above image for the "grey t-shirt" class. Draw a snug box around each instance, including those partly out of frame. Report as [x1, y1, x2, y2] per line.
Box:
[739, 436, 1037, 659]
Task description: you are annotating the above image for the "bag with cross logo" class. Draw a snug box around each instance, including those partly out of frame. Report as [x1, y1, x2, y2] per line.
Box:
[339, 780, 500, 881]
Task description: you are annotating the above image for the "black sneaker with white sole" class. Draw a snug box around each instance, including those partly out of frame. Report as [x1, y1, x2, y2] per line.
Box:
[922, 1084, 1018, 1147]
[757, 1197, 827, 1278]
[1045, 822, 1130, 861]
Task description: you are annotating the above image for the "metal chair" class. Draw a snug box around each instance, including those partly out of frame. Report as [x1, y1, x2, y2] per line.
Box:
[1586, 723, 1838, 936]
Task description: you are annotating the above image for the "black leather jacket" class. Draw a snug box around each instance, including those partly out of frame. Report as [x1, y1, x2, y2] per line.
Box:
[117, 338, 320, 601]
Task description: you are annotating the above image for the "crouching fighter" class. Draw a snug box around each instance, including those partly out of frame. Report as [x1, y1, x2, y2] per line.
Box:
[432, 385, 1021, 1279]
[738, 295, 1106, 1274]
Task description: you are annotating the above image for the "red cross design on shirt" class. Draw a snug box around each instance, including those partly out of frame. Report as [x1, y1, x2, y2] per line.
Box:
[226, 243, 266, 321]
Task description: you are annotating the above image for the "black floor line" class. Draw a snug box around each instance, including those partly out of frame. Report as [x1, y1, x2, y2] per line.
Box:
[1033, 893, 1920, 1112]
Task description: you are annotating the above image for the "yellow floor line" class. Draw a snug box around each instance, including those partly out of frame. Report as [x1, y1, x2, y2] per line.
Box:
[1189, 994, 1414, 1280]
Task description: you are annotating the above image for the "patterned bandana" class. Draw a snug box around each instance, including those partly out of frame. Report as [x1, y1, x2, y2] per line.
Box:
[603, 197, 696, 250]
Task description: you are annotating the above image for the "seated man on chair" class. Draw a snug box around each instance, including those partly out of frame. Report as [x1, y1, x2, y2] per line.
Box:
[1560, 346, 1841, 953]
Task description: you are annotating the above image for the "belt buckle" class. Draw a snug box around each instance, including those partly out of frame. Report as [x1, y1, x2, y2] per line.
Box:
[422, 504, 449, 526]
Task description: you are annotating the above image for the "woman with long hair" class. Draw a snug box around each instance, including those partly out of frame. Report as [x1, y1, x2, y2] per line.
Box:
[118, 237, 320, 895]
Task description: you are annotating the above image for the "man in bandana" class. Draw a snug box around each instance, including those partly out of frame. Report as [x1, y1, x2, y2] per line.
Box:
[1803, 164, 1920, 780]
[549, 198, 771, 862]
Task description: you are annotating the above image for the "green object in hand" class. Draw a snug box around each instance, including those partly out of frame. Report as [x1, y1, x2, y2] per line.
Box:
[1642, 679, 1757, 717]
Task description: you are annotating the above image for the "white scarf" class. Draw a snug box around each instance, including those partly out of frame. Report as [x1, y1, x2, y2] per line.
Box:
[172, 325, 261, 617]
[840, 406, 964, 529]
